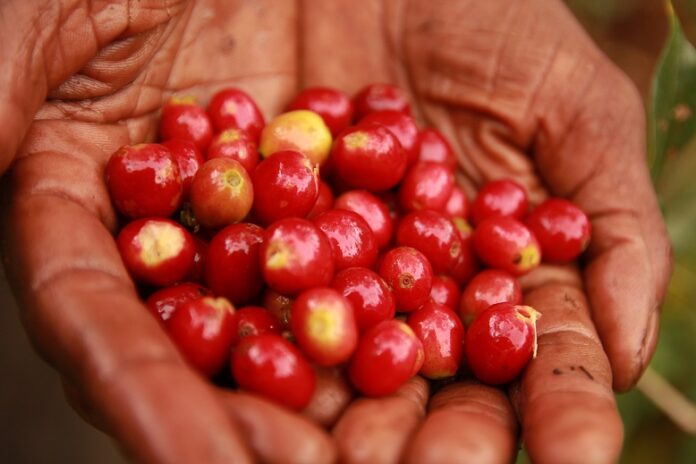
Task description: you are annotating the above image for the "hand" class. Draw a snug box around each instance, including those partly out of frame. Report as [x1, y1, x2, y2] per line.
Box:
[0, 1, 671, 464]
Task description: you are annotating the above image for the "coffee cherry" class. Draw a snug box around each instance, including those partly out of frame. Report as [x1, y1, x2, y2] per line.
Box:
[206, 128, 259, 173]
[466, 303, 540, 385]
[291, 287, 358, 366]
[396, 210, 463, 274]
[167, 296, 235, 377]
[207, 88, 265, 142]
[145, 282, 212, 324]
[232, 333, 316, 410]
[314, 209, 378, 270]
[205, 223, 264, 305]
[259, 110, 333, 166]
[471, 179, 528, 225]
[525, 198, 591, 262]
[415, 128, 457, 170]
[252, 150, 319, 225]
[407, 301, 465, 379]
[230, 306, 282, 348]
[287, 86, 354, 136]
[159, 96, 213, 151]
[260, 218, 334, 295]
[429, 275, 460, 310]
[378, 246, 433, 312]
[331, 124, 407, 192]
[307, 180, 335, 220]
[473, 217, 541, 275]
[444, 186, 469, 219]
[117, 218, 195, 286]
[162, 140, 204, 200]
[399, 162, 454, 212]
[262, 289, 294, 329]
[188, 235, 208, 283]
[334, 190, 394, 249]
[360, 110, 419, 166]
[348, 320, 422, 397]
[353, 83, 411, 119]
[105, 144, 183, 218]
[331, 267, 396, 333]
[460, 270, 522, 325]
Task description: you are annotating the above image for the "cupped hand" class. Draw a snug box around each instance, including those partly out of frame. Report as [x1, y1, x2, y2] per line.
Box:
[0, 1, 671, 463]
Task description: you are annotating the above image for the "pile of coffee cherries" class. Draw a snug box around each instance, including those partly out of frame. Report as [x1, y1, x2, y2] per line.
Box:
[105, 84, 591, 410]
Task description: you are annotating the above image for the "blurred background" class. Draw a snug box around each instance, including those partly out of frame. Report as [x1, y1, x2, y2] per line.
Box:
[1, 1, 695, 462]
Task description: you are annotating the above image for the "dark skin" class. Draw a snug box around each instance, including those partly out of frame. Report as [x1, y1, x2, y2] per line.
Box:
[0, 0, 672, 463]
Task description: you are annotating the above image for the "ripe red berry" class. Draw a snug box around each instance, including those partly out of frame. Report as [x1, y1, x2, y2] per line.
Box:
[314, 209, 378, 271]
[378, 246, 433, 312]
[449, 218, 479, 285]
[117, 218, 195, 286]
[230, 306, 282, 348]
[162, 140, 204, 200]
[190, 158, 253, 229]
[407, 301, 465, 379]
[360, 110, 419, 166]
[145, 282, 212, 323]
[232, 333, 316, 410]
[159, 97, 213, 151]
[396, 210, 463, 274]
[334, 190, 394, 249]
[206, 128, 259, 173]
[252, 151, 319, 225]
[466, 303, 540, 385]
[105, 144, 183, 218]
[188, 235, 208, 283]
[471, 179, 528, 225]
[473, 217, 541, 275]
[260, 218, 334, 295]
[205, 223, 264, 305]
[429, 274, 460, 310]
[331, 267, 396, 333]
[262, 289, 294, 329]
[291, 288, 358, 366]
[167, 296, 236, 377]
[399, 162, 454, 212]
[207, 88, 265, 142]
[287, 86, 355, 136]
[331, 124, 407, 192]
[353, 83, 411, 119]
[525, 198, 591, 262]
[259, 110, 333, 166]
[460, 270, 522, 325]
[307, 180, 334, 220]
[415, 128, 457, 170]
[444, 186, 469, 219]
[348, 320, 422, 397]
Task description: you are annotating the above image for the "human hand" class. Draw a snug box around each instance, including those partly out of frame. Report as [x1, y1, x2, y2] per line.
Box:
[0, 1, 671, 463]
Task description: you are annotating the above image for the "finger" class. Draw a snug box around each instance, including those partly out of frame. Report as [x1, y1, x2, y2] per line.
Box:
[220, 391, 337, 464]
[333, 376, 429, 464]
[511, 283, 623, 464]
[302, 366, 354, 428]
[405, 382, 518, 464]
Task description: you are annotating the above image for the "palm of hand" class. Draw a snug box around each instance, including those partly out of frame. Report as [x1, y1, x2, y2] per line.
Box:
[1, 1, 670, 463]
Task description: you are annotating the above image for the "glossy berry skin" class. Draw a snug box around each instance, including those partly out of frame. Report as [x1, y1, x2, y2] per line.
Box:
[259, 110, 333, 166]
[466, 303, 540, 385]
[399, 162, 455, 212]
[407, 302, 465, 379]
[117, 218, 195, 287]
[353, 83, 411, 120]
[260, 218, 334, 295]
[287, 87, 354, 136]
[167, 296, 236, 377]
[334, 190, 394, 249]
[331, 267, 396, 333]
[396, 210, 463, 274]
[360, 110, 419, 166]
[159, 97, 213, 152]
[429, 274, 460, 310]
[415, 128, 457, 170]
[162, 140, 204, 200]
[207, 88, 265, 142]
[145, 282, 212, 323]
[331, 124, 407, 192]
[206, 128, 259, 173]
[105, 144, 183, 218]
[471, 179, 528, 225]
[230, 306, 282, 348]
[252, 150, 319, 225]
[460, 270, 522, 325]
[348, 320, 422, 397]
[190, 158, 253, 229]
[444, 186, 469, 219]
[473, 217, 541, 276]
[307, 180, 334, 220]
[525, 198, 591, 262]
[232, 333, 316, 410]
[314, 209, 378, 271]
[378, 246, 433, 312]
[262, 289, 294, 329]
[205, 223, 264, 305]
[291, 288, 358, 366]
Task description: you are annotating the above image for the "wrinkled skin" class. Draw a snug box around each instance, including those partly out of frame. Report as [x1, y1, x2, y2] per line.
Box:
[0, 1, 671, 463]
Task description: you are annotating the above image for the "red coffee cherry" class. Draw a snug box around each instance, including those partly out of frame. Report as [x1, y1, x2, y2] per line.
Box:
[429, 274, 460, 310]
[287, 86, 355, 136]
[415, 128, 457, 170]
[145, 283, 212, 324]
[378, 246, 433, 312]
[460, 270, 522, 325]
[396, 210, 463, 274]
[307, 180, 335, 220]
[353, 83, 411, 119]
[162, 140, 204, 200]
[188, 235, 208, 283]
[331, 267, 396, 333]
[206, 128, 259, 173]
[207, 88, 265, 142]
[473, 217, 541, 275]
[230, 306, 282, 348]
[444, 186, 469, 219]
[471, 179, 528, 225]
[360, 110, 419, 166]
[314, 209, 378, 271]
[525, 198, 591, 262]
[334, 190, 394, 249]
[159, 96, 213, 151]
[399, 162, 454, 212]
